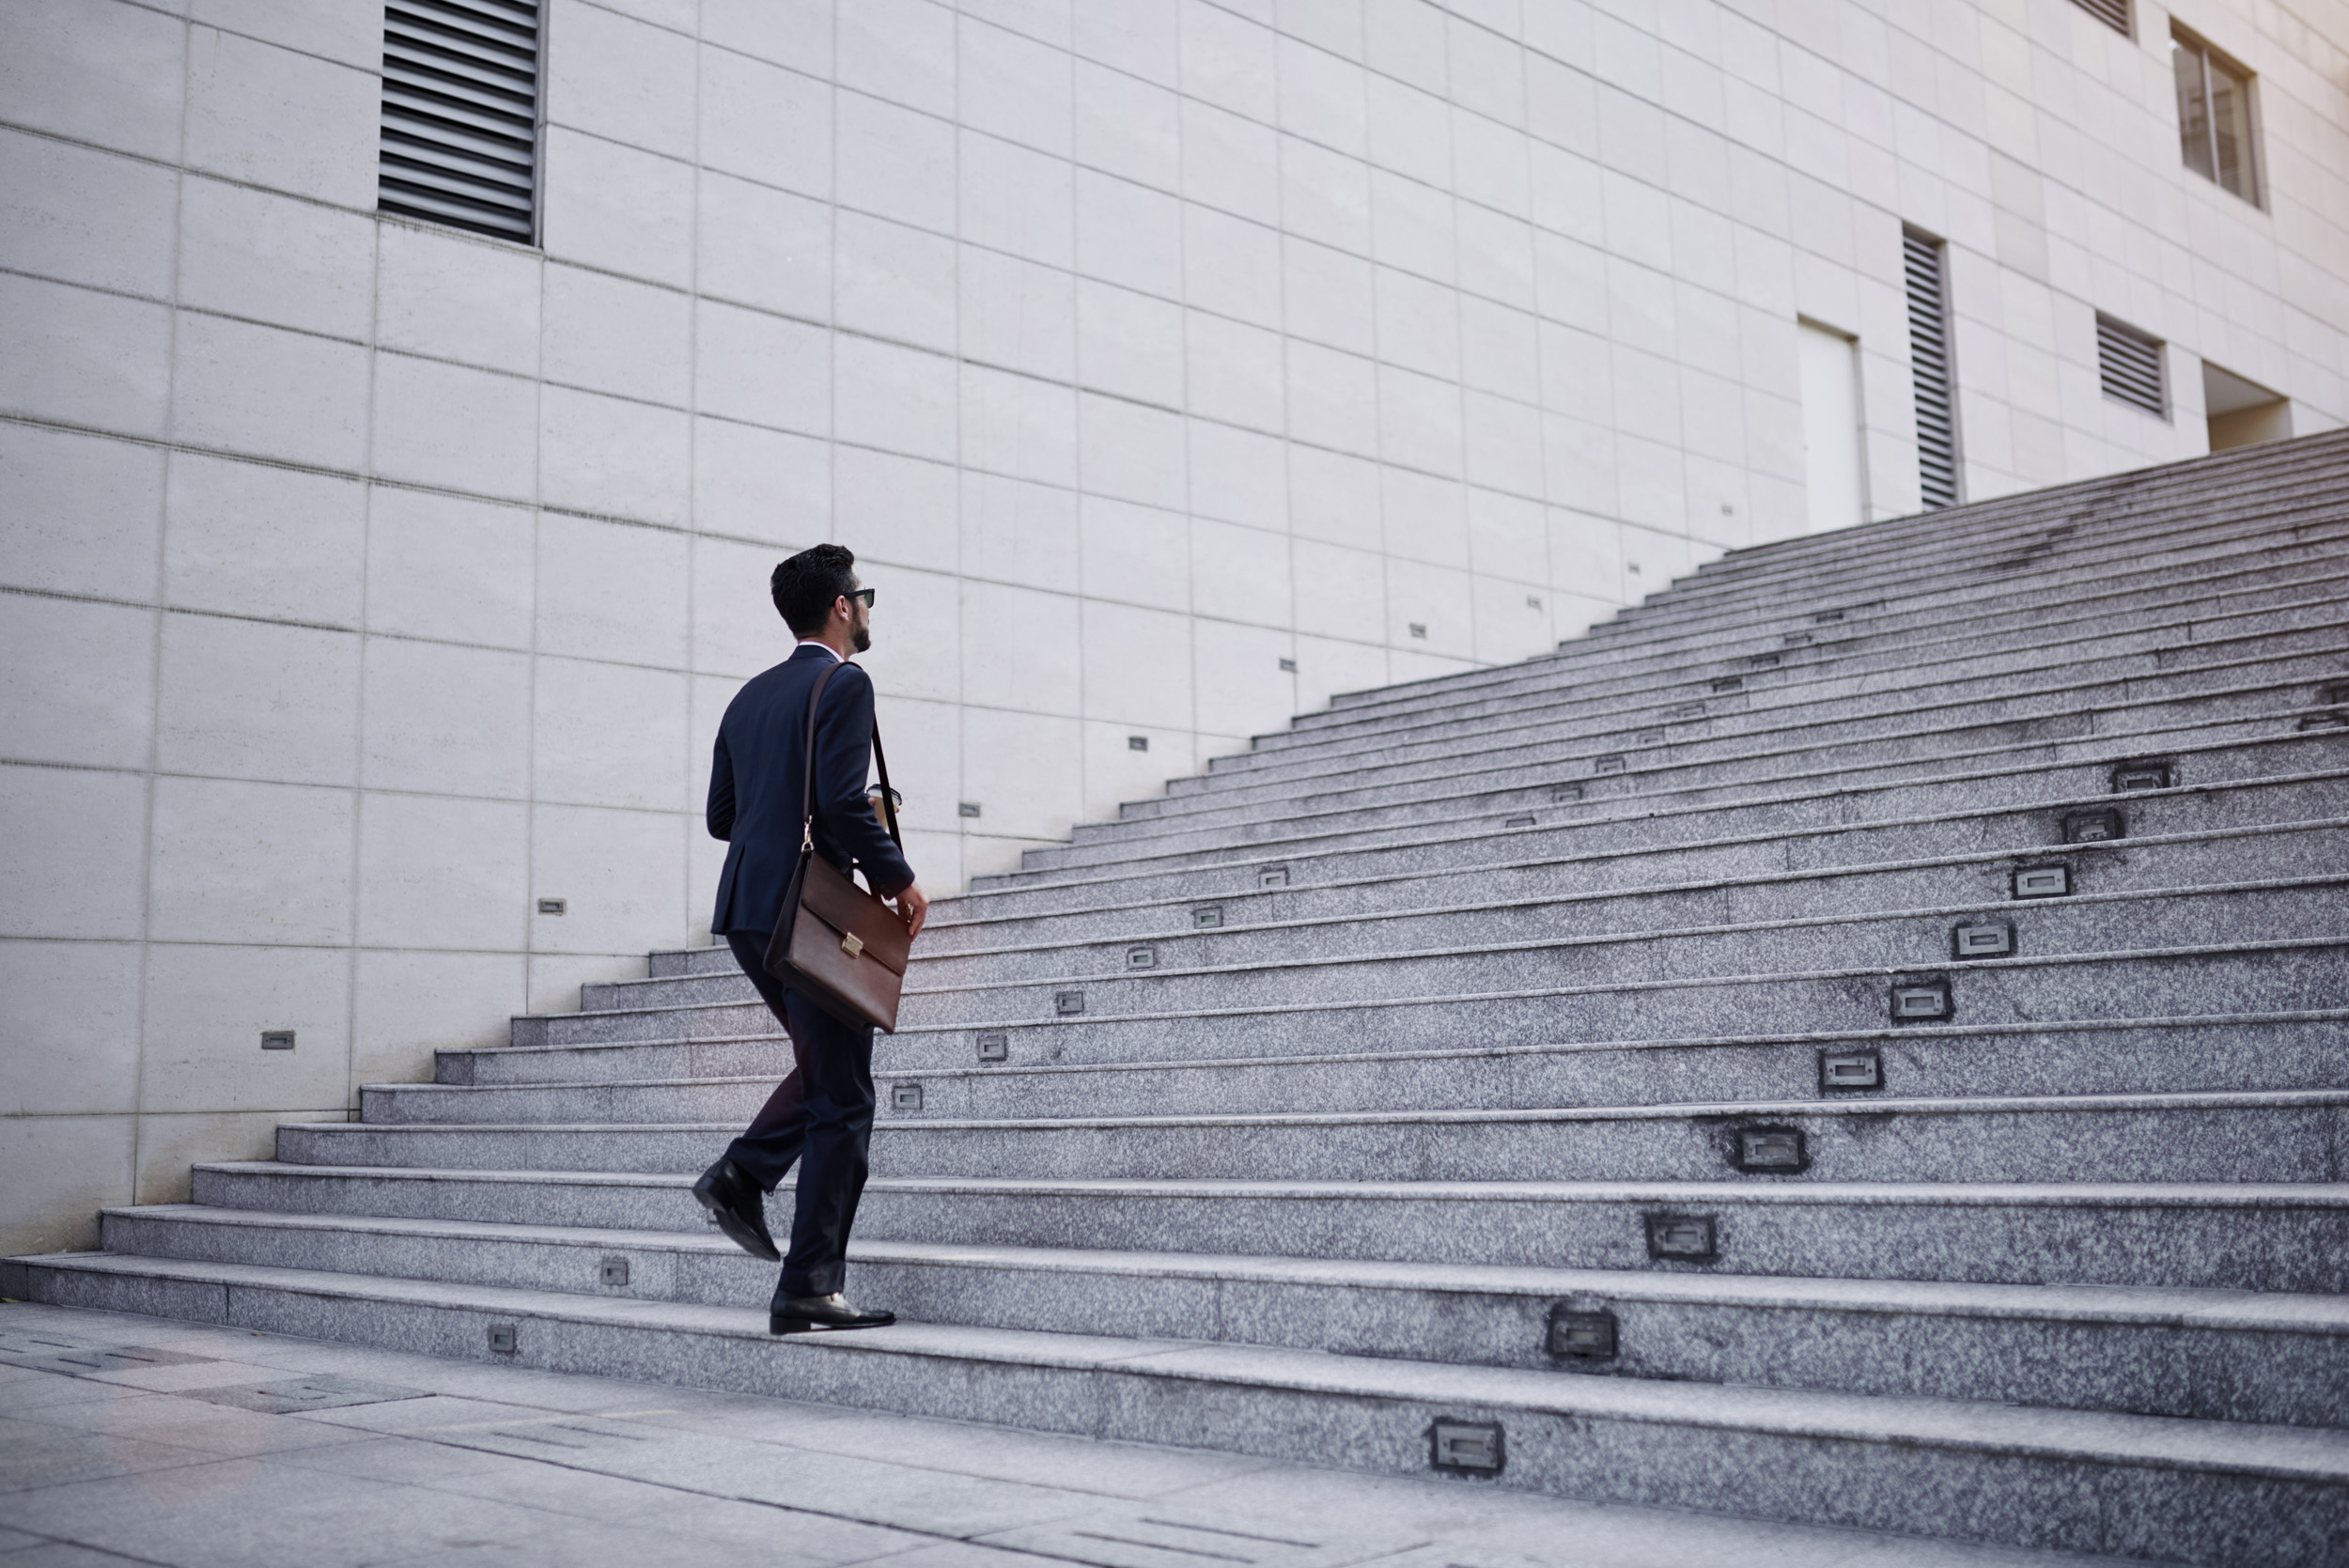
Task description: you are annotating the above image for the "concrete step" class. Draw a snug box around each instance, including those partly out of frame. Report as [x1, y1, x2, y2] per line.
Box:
[409, 1012, 2349, 1125]
[281, 1087, 2349, 1186]
[1030, 658, 2349, 871]
[593, 844, 2349, 1008]
[521, 936, 2349, 1066]
[81, 1205, 2349, 1428]
[1186, 594, 2349, 791]
[998, 712, 2349, 893]
[8, 1250, 2344, 1564]
[179, 1163, 2349, 1293]
[944, 751, 2348, 928]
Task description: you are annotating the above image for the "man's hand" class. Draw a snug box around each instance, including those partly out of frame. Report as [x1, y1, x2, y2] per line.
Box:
[894, 881, 929, 939]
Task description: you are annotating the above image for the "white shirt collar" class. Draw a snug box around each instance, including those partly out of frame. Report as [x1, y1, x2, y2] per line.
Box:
[796, 639, 842, 663]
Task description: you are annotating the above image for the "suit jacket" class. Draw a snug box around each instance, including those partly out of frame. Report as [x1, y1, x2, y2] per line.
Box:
[708, 644, 916, 937]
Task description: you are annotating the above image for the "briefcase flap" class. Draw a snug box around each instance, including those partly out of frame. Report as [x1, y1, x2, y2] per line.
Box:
[799, 854, 910, 976]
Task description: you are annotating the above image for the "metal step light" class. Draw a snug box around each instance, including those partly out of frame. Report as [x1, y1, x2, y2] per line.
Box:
[1781, 632, 1812, 648]
[1891, 979, 1954, 1022]
[1711, 675, 1746, 692]
[1546, 1305, 1619, 1360]
[1731, 1126, 1810, 1172]
[1750, 650, 1784, 669]
[1054, 991, 1085, 1016]
[2062, 808, 2125, 844]
[1635, 729, 1665, 746]
[1813, 609, 1846, 623]
[1645, 1213, 1718, 1261]
[1259, 865, 1290, 889]
[1126, 945, 1157, 970]
[487, 1324, 518, 1355]
[2013, 863, 2073, 898]
[1951, 920, 2016, 959]
[1504, 815, 1536, 829]
[2110, 760, 2173, 792]
[1819, 1048, 1883, 1092]
[1191, 906, 1223, 929]
[1593, 753, 1626, 775]
[1552, 783, 1585, 802]
[1664, 703, 1704, 722]
[1428, 1418, 1505, 1476]
[599, 1257, 630, 1288]
[976, 1032, 1009, 1063]
[891, 1083, 924, 1111]
[260, 1031, 295, 1051]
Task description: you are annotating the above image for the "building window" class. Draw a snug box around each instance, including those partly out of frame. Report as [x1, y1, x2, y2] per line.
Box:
[1901, 229, 1960, 509]
[2172, 27, 2258, 204]
[2069, 0, 2130, 35]
[380, 1, 541, 242]
[2097, 315, 2167, 417]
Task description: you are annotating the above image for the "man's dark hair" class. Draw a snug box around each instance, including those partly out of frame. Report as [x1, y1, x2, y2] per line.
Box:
[771, 544, 858, 636]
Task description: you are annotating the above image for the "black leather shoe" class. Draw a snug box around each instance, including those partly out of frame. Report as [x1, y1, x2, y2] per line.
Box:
[769, 1293, 895, 1333]
[691, 1158, 780, 1262]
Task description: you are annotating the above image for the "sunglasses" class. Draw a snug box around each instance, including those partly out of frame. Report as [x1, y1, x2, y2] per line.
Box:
[845, 587, 876, 608]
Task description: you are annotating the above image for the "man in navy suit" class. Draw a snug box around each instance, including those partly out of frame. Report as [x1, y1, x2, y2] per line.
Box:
[692, 543, 927, 1333]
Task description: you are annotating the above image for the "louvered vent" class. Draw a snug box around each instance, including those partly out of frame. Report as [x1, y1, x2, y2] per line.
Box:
[2097, 315, 2166, 416]
[2068, 0, 2130, 35]
[380, 0, 539, 243]
[1902, 228, 1960, 509]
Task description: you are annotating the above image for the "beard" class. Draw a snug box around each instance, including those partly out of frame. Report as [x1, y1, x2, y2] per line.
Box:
[851, 622, 872, 653]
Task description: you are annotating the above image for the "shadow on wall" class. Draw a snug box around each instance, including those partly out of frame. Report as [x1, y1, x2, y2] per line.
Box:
[2204, 362, 2291, 451]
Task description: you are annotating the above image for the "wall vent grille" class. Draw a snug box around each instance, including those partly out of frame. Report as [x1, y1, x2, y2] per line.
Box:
[1902, 228, 1960, 508]
[2068, 0, 2130, 35]
[2097, 315, 2166, 416]
[380, 0, 539, 242]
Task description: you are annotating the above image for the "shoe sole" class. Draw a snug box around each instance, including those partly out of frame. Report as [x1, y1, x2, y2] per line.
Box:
[768, 1314, 896, 1334]
[691, 1183, 782, 1263]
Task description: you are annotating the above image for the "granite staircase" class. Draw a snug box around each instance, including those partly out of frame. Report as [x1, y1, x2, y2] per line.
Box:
[14, 431, 2349, 1563]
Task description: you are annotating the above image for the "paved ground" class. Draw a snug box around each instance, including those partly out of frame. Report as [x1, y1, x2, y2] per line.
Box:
[0, 1300, 2155, 1568]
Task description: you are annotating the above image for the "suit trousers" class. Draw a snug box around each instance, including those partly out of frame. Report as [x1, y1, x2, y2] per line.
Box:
[720, 930, 876, 1298]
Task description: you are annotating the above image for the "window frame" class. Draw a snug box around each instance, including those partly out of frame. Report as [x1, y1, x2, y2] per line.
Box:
[2170, 23, 2263, 209]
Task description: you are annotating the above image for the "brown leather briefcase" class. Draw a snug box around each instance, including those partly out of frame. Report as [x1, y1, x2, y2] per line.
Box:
[761, 663, 913, 1032]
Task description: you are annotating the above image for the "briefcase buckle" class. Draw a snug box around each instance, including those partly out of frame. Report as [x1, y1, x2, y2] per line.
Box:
[840, 932, 863, 959]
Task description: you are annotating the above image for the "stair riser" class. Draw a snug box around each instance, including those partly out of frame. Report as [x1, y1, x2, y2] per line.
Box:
[412, 1019, 2349, 1122]
[952, 760, 2344, 922]
[598, 835, 2349, 1004]
[1272, 573, 2349, 753]
[184, 1165, 2349, 1291]
[88, 1214, 2349, 1427]
[278, 1098, 2349, 1186]
[1189, 611, 2349, 786]
[529, 946, 2349, 1059]
[8, 1258, 2341, 1567]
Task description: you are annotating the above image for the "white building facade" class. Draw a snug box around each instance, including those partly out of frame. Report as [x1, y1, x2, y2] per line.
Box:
[3, 0, 2345, 1253]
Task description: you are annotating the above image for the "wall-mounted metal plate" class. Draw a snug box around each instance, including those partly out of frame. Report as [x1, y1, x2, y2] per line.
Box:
[1428, 1419, 1505, 1475]
[891, 1083, 924, 1111]
[2013, 863, 2072, 899]
[2110, 760, 2173, 792]
[976, 1032, 1009, 1063]
[487, 1324, 518, 1355]
[1819, 1048, 1883, 1092]
[1546, 1305, 1618, 1360]
[1951, 919, 2015, 959]
[1645, 1213, 1717, 1261]
[1711, 675, 1746, 692]
[2062, 808, 2124, 844]
[1191, 906, 1223, 929]
[1593, 753, 1626, 775]
[1552, 783, 1584, 803]
[1731, 1126, 1809, 1172]
[1890, 979, 1954, 1023]
[1278, 657, 1297, 673]
[1054, 991, 1084, 1016]
[599, 1256, 630, 1288]
[957, 801, 982, 817]
[1128, 735, 1149, 751]
[1126, 945, 1157, 970]
[1408, 622, 1428, 639]
[1259, 865, 1289, 889]
[537, 898, 566, 915]
[1503, 815, 1536, 829]
[260, 1031, 295, 1051]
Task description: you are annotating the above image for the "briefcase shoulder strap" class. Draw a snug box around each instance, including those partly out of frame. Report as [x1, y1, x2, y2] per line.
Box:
[798, 660, 904, 855]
